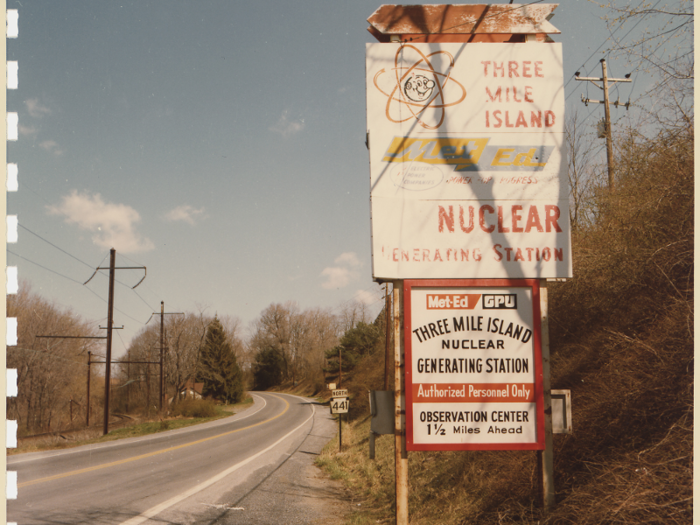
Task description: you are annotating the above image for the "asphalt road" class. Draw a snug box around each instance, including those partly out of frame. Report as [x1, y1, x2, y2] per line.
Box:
[8, 392, 348, 524]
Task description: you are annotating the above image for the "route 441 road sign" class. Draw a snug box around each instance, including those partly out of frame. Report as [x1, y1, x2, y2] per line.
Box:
[331, 398, 349, 414]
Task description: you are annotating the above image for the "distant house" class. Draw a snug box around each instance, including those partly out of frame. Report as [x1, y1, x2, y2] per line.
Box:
[176, 380, 204, 401]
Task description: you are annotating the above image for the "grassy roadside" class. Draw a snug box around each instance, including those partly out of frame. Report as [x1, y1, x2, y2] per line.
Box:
[316, 413, 543, 525]
[316, 416, 397, 525]
[10, 396, 254, 456]
[315, 121, 694, 525]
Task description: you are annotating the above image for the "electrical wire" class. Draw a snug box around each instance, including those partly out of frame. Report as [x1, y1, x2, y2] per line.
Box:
[7, 346, 96, 366]
[7, 249, 148, 326]
[115, 329, 128, 354]
[15, 179, 54, 207]
[18, 224, 96, 270]
[17, 222, 157, 312]
[8, 248, 88, 287]
[564, 0, 662, 101]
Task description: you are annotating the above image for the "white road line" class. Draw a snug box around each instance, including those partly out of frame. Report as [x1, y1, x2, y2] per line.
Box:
[8, 394, 268, 465]
[118, 395, 315, 525]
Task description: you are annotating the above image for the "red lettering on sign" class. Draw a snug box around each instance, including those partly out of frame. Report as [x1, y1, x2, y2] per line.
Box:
[438, 205, 561, 234]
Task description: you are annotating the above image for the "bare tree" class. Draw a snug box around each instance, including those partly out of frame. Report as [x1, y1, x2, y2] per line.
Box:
[565, 109, 605, 230]
[249, 302, 296, 380]
[591, 0, 693, 81]
[7, 281, 100, 433]
[338, 299, 373, 333]
[248, 303, 340, 390]
[590, 0, 693, 131]
[164, 312, 209, 403]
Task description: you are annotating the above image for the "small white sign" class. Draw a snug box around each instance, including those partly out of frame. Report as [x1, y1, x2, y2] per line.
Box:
[331, 398, 349, 414]
[332, 389, 348, 398]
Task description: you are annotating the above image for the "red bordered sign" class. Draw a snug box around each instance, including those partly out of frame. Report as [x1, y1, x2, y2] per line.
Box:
[405, 279, 544, 451]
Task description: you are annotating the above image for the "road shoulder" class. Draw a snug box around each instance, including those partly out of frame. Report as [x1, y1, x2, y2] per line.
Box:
[209, 396, 357, 524]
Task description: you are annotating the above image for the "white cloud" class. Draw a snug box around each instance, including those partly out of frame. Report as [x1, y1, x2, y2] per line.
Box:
[18, 124, 38, 137]
[269, 110, 305, 137]
[163, 204, 206, 225]
[321, 267, 353, 290]
[25, 98, 52, 118]
[354, 289, 378, 305]
[39, 139, 63, 156]
[47, 191, 154, 254]
[321, 251, 362, 289]
[334, 252, 361, 267]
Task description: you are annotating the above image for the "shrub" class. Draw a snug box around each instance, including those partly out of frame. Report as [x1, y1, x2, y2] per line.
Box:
[170, 399, 218, 419]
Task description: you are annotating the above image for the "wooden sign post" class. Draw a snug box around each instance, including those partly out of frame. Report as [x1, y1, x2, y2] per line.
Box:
[366, 5, 566, 523]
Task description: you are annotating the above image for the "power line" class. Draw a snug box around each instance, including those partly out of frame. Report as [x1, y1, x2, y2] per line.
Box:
[17, 222, 157, 311]
[7, 249, 148, 326]
[15, 179, 54, 207]
[7, 346, 96, 366]
[116, 329, 128, 353]
[576, 59, 633, 189]
[565, 0, 661, 101]
[11, 166, 166, 321]
[8, 249, 87, 287]
[18, 224, 95, 270]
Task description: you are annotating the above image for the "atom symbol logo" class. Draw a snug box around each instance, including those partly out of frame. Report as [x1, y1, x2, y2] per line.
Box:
[374, 45, 467, 130]
[403, 74, 435, 103]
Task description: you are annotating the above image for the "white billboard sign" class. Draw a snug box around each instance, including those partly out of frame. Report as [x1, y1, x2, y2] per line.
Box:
[404, 279, 545, 451]
[366, 43, 571, 280]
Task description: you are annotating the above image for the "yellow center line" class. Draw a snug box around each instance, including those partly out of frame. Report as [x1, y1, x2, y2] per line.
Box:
[19, 394, 290, 488]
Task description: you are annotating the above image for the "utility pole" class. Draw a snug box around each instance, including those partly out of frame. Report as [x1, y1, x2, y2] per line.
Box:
[39, 322, 158, 433]
[87, 351, 91, 426]
[384, 283, 391, 390]
[576, 59, 632, 190]
[146, 303, 184, 410]
[84, 248, 147, 435]
[104, 248, 116, 436]
[146, 364, 151, 412]
[126, 361, 130, 413]
[160, 302, 164, 409]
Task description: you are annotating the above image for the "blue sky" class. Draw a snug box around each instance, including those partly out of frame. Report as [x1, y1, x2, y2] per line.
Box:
[7, 1, 665, 354]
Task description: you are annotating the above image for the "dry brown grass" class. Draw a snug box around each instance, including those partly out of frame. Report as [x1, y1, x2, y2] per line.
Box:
[317, 123, 693, 524]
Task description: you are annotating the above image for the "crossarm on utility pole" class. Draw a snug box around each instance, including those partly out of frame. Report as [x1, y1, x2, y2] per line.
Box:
[575, 60, 633, 191]
[145, 303, 184, 410]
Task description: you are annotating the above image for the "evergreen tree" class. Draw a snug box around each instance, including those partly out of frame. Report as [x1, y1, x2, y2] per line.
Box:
[252, 347, 285, 390]
[325, 321, 381, 376]
[197, 316, 245, 403]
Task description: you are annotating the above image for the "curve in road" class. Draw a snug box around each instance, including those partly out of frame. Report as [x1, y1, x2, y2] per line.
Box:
[8, 392, 332, 525]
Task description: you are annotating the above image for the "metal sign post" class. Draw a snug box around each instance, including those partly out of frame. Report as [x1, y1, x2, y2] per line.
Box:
[331, 396, 349, 451]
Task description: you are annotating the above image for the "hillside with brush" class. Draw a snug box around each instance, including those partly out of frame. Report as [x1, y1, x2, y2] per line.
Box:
[316, 119, 693, 524]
